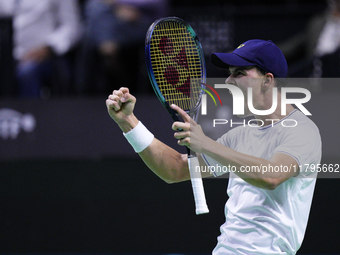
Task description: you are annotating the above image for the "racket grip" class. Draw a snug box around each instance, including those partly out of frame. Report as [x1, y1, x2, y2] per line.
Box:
[188, 156, 209, 215]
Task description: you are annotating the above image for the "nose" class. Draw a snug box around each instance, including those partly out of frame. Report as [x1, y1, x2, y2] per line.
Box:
[225, 75, 234, 84]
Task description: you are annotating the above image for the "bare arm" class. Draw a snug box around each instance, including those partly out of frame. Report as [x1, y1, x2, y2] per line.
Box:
[171, 104, 298, 190]
[138, 138, 190, 183]
[198, 139, 297, 190]
[106, 87, 207, 183]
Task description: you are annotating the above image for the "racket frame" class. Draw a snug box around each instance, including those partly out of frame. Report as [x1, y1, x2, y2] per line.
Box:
[145, 16, 206, 122]
[145, 16, 209, 215]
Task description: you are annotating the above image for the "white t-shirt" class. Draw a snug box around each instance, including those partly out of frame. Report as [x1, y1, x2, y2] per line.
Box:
[202, 110, 322, 254]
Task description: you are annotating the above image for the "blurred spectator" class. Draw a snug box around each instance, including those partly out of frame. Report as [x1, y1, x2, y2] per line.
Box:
[279, 0, 340, 77]
[0, 0, 83, 98]
[76, 0, 168, 95]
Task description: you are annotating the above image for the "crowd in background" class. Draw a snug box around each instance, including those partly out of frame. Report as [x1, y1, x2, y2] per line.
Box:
[0, 0, 339, 99]
[0, 0, 168, 98]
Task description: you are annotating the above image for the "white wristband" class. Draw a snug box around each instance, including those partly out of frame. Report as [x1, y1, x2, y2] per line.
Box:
[123, 121, 154, 153]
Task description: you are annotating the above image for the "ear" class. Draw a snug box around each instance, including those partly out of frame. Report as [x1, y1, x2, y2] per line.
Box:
[262, 72, 274, 89]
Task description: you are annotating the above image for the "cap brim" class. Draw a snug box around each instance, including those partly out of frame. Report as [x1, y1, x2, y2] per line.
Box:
[211, 52, 255, 69]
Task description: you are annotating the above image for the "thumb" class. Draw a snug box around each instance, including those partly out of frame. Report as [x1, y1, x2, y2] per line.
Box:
[122, 92, 136, 104]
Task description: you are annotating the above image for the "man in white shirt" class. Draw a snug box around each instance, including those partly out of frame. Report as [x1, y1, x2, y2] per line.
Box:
[106, 39, 322, 254]
[0, 0, 83, 97]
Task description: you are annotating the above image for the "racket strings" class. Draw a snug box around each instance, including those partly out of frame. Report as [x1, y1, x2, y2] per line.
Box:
[150, 20, 203, 111]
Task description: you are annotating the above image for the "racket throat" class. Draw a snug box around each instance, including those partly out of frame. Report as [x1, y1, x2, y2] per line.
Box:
[164, 101, 181, 122]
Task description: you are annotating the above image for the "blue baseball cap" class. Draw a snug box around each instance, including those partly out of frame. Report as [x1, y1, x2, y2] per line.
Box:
[211, 39, 288, 78]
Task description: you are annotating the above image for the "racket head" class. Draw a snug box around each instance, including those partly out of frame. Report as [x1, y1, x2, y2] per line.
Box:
[145, 17, 206, 121]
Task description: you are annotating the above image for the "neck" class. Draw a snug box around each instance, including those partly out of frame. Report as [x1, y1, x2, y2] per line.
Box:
[253, 90, 295, 126]
[253, 104, 295, 126]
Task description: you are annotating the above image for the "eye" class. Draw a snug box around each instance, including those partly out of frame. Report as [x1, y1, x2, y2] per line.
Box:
[228, 69, 246, 77]
[235, 70, 244, 76]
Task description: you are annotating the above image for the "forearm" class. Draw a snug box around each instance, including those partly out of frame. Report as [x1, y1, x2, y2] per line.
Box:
[202, 138, 294, 189]
[139, 138, 190, 184]
[170, 104, 297, 189]
[118, 114, 189, 184]
[116, 113, 139, 133]
[107, 89, 192, 184]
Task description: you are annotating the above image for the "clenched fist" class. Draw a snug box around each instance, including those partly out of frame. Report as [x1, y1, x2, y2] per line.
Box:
[106, 87, 138, 132]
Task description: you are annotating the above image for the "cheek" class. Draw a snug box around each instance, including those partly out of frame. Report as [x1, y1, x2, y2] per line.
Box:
[244, 86, 262, 109]
[236, 82, 248, 95]
[236, 78, 262, 101]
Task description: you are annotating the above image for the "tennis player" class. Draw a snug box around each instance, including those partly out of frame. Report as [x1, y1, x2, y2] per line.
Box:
[106, 39, 322, 254]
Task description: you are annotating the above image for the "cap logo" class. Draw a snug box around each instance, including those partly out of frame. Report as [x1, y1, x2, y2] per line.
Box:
[237, 44, 245, 49]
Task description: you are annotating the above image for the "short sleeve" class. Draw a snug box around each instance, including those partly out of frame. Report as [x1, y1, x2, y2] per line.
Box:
[273, 120, 322, 177]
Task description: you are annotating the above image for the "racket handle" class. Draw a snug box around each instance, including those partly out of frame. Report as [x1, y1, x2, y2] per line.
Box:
[188, 156, 209, 215]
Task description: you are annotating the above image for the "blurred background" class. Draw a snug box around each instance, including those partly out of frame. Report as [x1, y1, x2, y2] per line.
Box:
[0, 0, 339, 254]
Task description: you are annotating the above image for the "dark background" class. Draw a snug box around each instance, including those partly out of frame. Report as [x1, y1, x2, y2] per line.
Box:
[1, 159, 339, 254]
[1, 0, 339, 254]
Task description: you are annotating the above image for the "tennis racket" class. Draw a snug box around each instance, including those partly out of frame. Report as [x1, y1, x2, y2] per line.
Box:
[145, 17, 209, 215]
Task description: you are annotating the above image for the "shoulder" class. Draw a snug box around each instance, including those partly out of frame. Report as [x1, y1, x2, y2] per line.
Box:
[288, 110, 321, 138]
[275, 110, 322, 155]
